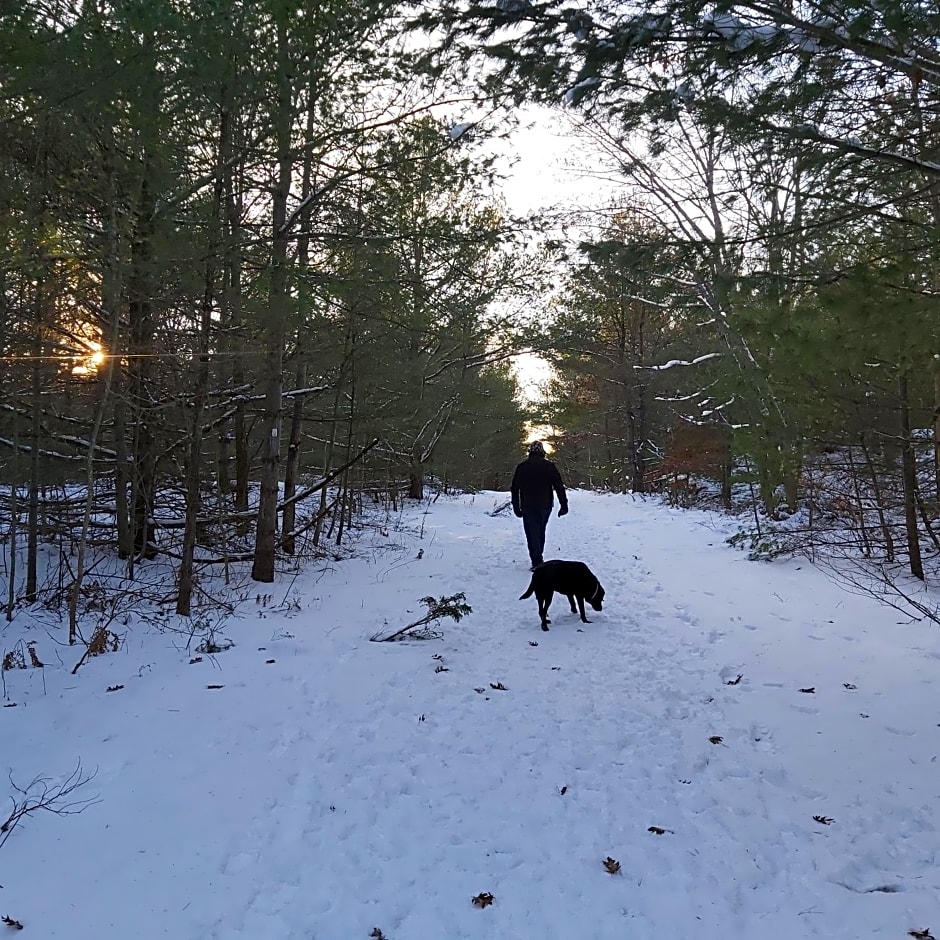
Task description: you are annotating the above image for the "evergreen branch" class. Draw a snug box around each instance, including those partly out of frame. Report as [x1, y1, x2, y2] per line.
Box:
[370, 593, 472, 642]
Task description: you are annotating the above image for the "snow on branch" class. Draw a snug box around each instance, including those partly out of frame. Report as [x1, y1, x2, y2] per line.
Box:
[0, 438, 93, 463]
[637, 353, 722, 371]
[702, 397, 735, 417]
[564, 75, 601, 105]
[768, 120, 940, 179]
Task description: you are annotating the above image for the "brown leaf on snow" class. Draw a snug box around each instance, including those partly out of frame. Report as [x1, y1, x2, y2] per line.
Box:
[709, 735, 723, 745]
[434, 664, 449, 673]
[843, 682, 857, 690]
[471, 892, 495, 908]
[648, 826, 673, 835]
[603, 856, 621, 875]
[473, 687, 485, 694]
[529, 641, 538, 647]
[2, 915, 24, 930]
[266, 659, 276, 664]
[489, 682, 507, 691]
[813, 815, 834, 825]
[725, 674, 743, 686]
[799, 687, 816, 694]
[206, 684, 224, 690]
[909, 930, 935, 940]
[370, 929, 387, 940]
[189, 656, 203, 664]
[105, 684, 124, 693]
[560, 786, 568, 795]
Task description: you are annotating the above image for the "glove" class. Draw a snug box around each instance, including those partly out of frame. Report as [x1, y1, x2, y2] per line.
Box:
[558, 505, 569, 517]
[513, 507, 523, 518]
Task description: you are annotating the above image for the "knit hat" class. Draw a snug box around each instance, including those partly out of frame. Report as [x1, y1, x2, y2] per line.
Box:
[528, 440, 545, 456]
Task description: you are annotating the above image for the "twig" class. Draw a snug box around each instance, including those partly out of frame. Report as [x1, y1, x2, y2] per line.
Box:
[0, 761, 99, 850]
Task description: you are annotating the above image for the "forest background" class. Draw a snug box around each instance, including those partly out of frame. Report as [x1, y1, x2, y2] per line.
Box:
[2, 0, 940, 634]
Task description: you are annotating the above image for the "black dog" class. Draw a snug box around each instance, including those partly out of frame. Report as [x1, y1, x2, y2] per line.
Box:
[519, 560, 605, 631]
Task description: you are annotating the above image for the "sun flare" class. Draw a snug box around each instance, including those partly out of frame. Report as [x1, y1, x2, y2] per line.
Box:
[71, 342, 106, 376]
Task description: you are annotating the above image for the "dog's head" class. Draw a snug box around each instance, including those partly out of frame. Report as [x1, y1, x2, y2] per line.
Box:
[589, 581, 605, 611]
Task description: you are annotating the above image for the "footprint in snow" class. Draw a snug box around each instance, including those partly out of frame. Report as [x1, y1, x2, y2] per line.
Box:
[790, 704, 819, 715]
[884, 725, 916, 737]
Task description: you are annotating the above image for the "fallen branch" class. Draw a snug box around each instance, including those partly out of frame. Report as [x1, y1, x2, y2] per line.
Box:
[371, 593, 472, 642]
[0, 762, 99, 850]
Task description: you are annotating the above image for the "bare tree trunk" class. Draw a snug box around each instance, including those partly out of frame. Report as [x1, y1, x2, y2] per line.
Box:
[177, 100, 228, 615]
[233, 402, 250, 513]
[846, 444, 872, 557]
[408, 461, 424, 500]
[629, 301, 647, 494]
[100, 137, 132, 560]
[6, 432, 18, 622]
[783, 451, 801, 515]
[915, 482, 940, 552]
[25, 288, 42, 603]
[622, 408, 637, 495]
[127, 167, 158, 568]
[933, 361, 940, 503]
[859, 431, 895, 561]
[720, 426, 733, 511]
[281, 363, 305, 555]
[113, 392, 132, 557]
[628, 409, 646, 493]
[898, 373, 924, 580]
[251, 20, 293, 583]
[282, 99, 315, 557]
[224, 124, 248, 514]
[217, 432, 231, 502]
[69, 381, 113, 644]
[313, 378, 344, 548]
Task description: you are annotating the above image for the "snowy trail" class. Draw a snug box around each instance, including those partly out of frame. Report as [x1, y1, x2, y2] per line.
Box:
[2, 491, 938, 939]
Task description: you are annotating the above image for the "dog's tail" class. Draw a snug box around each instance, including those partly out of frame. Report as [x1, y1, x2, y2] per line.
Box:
[519, 578, 535, 600]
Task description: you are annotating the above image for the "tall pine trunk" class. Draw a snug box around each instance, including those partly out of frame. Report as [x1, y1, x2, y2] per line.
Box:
[281, 97, 316, 556]
[933, 360, 940, 503]
[128, 170, 158, 568]
[25, 284, 43, 603]
[898, 373, 924, 580]
[177, 100, 228, 614]
[281, 365, 305, 555]
[101, 134, 132, 559]
[251, 19, 292, 583]
[222, 114, 248, 514]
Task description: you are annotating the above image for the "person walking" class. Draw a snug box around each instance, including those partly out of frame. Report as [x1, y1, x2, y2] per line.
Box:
[510, 440, 568, 569]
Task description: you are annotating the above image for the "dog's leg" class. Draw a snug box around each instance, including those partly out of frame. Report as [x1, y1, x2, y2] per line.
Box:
[576, 596, 591, 624]
[539, 591, 553, 630]
[566, 593, 577, 613]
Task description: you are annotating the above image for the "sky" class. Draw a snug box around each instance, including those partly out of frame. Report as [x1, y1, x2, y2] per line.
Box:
[488, 106, 615, 402]
[3, 489, 938, 938]
[496, 106, 616, 216]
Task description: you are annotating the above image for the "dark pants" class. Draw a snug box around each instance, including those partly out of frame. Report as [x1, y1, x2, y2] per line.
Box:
[521, 507, 552, 566]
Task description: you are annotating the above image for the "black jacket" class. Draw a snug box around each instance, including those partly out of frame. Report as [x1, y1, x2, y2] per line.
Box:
[511, 454, 568, 513]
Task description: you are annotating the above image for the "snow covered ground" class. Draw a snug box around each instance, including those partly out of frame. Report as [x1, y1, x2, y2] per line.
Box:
[2, 490, 938, 939]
